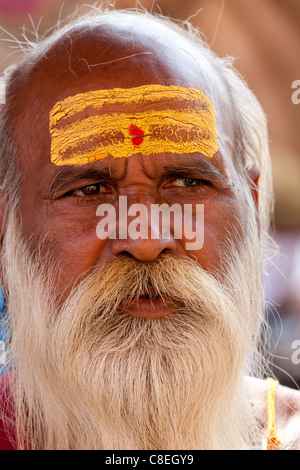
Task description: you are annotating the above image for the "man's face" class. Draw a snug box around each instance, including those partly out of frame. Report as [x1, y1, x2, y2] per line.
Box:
[2, 20, 263, 450]
[13, 25, 250, 316]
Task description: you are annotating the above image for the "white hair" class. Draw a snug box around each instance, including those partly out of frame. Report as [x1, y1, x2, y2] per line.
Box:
[0, 4, 276, 450]
[2, 198, 265, 449]
[0, 3, 273, 236]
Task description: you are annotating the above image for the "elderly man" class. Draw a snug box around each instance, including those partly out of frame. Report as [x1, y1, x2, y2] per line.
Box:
[0, 7, 299, 450]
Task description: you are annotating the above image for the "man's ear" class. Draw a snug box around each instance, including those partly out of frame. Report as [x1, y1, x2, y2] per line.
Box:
[247, 165, 260, 210]
[0, 190, 8, 239]
[0, 190, 8, 286]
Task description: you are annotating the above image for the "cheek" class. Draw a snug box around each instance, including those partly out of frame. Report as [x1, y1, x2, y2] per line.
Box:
[20, 202, 112, 300]
[45, 230, 113, 301]
[184, 194, 248, 273]
[46, 233, 105, 298]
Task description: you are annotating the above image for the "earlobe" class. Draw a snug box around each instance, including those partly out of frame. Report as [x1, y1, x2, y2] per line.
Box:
[0, 190, 8, 286]
[0, 190, 8, 242]
[247, 165, 260, 210]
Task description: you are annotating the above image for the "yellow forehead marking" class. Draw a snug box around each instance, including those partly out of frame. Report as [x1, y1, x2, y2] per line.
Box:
[49, 85, 218, 166]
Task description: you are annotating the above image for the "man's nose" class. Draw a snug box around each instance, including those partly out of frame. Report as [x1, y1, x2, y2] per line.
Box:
[107, 182, 178, 262]
[110, 236, 177, 262]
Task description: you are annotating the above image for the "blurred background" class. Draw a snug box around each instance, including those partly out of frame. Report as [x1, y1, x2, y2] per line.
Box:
[0, 0, 299, 387]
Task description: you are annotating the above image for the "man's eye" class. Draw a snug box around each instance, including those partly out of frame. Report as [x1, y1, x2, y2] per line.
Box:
[171, 177, 210, 188]
[71, 183, 107, 197]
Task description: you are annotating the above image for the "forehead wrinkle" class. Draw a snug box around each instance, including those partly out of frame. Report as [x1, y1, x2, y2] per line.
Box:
[161, 157, 232, 185]
[47, 161, 124, 197]
[48, 85, 219, 166]
[163, 152, 226, 172]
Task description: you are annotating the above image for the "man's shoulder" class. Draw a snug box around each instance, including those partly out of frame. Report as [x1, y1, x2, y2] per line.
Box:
[247, 376, 300, 450]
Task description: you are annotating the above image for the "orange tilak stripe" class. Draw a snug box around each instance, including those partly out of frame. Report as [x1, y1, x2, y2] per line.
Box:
[49, 85, 219, 166]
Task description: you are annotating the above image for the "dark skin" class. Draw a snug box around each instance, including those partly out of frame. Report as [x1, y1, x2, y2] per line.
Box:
[2, 19, 299, 445]
[5, 23, 259, 310]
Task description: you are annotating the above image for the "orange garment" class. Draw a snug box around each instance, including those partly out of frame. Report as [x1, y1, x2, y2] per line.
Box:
[266, 377, 281, 450]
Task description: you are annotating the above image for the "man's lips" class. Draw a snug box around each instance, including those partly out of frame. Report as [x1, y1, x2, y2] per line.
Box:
[124, 295, 175, 318]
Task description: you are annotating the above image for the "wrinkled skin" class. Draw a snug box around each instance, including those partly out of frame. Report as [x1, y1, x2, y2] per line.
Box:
[2, 15, 299, 448]
[6, 19, 259, 307]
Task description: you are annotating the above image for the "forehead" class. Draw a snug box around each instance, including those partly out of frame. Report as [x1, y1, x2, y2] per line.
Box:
[49, 84, 219, 167]
[8, 18, 236, 179]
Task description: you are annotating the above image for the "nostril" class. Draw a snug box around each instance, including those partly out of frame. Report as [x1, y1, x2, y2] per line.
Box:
[161, 248, 172, 255]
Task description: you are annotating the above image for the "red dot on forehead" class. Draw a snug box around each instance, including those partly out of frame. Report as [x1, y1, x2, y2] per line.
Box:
[129, 124, 144, 146]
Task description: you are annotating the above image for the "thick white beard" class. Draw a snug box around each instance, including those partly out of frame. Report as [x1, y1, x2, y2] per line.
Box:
[2, 205, 265, 450]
